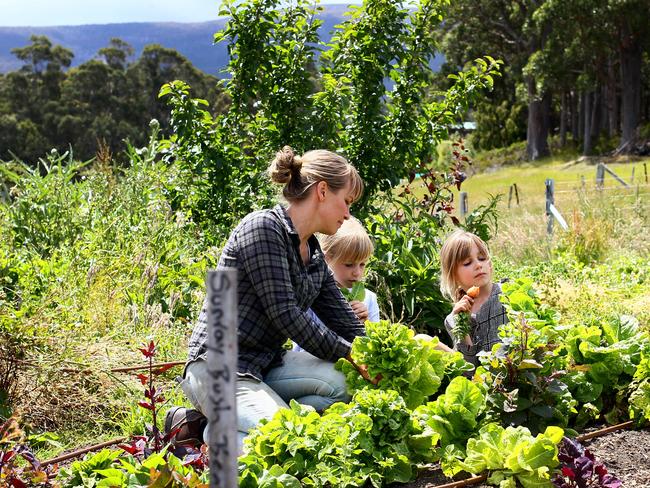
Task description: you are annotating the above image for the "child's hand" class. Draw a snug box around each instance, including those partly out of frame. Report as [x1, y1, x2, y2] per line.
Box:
[452, 294, 474, 315]
[350, 300, 369, 323]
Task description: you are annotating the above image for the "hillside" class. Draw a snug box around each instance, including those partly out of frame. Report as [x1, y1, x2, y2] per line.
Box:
[0, 4, 358, 75]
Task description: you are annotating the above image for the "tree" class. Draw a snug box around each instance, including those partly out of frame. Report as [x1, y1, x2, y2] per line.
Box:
[160, 0, 500, 239]
[611, 0, 650, 150]
[97, 38, 134, 71]
[438, 1, 552, 160]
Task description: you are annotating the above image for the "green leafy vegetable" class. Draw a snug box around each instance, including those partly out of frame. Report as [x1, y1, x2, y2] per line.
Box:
[336, 320, 448, 408]
[452, 312, 472, 343]
[341, 281, 366, 302]
[452, 423, 563, 488]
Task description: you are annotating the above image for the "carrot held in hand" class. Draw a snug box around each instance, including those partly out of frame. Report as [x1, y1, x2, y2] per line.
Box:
[452, 286, 480, 343]
[466, 285, 480, 298]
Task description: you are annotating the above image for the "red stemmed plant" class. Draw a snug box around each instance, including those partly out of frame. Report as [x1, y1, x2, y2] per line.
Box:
[119, 340, 175, 457]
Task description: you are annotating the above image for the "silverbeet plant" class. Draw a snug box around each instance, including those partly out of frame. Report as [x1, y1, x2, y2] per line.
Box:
[552, 437, 622, 488]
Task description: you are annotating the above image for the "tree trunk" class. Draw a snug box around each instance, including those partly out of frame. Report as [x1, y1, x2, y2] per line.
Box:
[619, 25, 642, 149]
[526, 78, 551, 160]
[583, 91, 593, 156]
[607, 55, 619, 137]
[560, 91, 567, 146]
[571, 90, 579, 142]
[578, 91, 585, 144]
[591, 88, 600, 148]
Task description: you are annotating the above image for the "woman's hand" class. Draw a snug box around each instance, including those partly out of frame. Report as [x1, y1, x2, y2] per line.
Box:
[346, 354, 381, 385]
[350, 300, 369, 323]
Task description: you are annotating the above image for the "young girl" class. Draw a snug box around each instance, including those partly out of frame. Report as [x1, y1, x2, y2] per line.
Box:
[319, 217, 380, 323]
[439, 229, 507, 366]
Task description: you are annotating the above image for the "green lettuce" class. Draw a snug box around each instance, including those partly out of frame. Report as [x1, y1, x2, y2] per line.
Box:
[336, 320, 448, 408]
[453, 423, 563, 488]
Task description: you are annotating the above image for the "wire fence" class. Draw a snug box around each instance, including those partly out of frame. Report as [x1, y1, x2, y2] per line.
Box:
[460, 162, 650, 235]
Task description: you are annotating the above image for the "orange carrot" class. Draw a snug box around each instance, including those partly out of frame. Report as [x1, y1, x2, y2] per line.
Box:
[466, 286, 480, 298]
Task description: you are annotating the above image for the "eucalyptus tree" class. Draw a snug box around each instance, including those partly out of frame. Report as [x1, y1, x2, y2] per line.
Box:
[530, 0, 615, 155]
[1, 36, 74, 159]
[97, 38, 135, 71]
[438, 1, 552, 160]
[609, 0, 650, 150]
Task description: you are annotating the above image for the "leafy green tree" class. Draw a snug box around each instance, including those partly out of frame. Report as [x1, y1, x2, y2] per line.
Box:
[438, 1, 552, 160]
[160, 0, 500, 242]
[0, 36, 228, 162]
[97, 37, 134, 71]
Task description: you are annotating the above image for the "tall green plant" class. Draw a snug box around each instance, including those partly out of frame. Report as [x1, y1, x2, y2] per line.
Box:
[160, 0, 501, 233]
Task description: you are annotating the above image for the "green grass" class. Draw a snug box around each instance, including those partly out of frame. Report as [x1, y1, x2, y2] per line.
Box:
[458, 157, 650, 214]
[2, 141, 649, 464]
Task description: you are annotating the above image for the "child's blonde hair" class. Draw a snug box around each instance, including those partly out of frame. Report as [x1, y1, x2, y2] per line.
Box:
[319, 217, 373, 264]
[439, 229, 491, 301]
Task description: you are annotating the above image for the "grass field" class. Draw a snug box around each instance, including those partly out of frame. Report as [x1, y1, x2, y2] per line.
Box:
[444, 156, 650, 263]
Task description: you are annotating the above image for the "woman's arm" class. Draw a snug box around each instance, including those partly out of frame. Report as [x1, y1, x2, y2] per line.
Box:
[310, 270, 366, 342]
[238, 215, 354, 361]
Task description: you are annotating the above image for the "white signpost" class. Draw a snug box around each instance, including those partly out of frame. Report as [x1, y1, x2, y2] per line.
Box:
[205, 269, 238, 488]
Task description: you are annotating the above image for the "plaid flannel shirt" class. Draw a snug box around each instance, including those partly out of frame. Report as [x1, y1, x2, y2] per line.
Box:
[444, 282, 507, 366]
[187, 205, 365, 381]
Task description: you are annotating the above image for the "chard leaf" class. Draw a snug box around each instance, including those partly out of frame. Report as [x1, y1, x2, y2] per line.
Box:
[341, 281, 366, 302]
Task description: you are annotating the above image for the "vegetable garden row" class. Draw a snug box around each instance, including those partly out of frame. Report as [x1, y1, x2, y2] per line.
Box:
[5, 276, 646, 487]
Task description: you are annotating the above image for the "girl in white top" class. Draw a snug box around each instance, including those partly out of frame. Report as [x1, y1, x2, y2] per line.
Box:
[300, 217, 379, 339]
[320, 217, 380, 323]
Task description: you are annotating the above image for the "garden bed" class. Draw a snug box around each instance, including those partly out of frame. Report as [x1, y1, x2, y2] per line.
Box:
[403, 427, 650, 488]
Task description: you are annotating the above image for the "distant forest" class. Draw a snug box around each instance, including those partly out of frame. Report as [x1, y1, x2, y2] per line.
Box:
[1, 0, 650, 165]
[0, 36, 228, 162]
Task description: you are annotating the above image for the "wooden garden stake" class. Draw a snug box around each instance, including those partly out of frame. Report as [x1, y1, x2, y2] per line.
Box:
[460, 191, 468, 217]
[206, 269, 238, 488]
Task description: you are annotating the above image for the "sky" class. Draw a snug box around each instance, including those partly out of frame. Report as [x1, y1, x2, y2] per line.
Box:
[1, 0, 361, 27]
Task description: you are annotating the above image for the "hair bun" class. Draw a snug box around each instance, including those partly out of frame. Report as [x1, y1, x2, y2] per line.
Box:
[269, 145, 302, 184]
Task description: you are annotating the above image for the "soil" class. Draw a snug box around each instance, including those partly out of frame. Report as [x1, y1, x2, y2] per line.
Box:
[402, 426, 650, 488]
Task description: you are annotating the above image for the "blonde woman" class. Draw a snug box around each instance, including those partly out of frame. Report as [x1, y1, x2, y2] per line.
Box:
[167, 146, 376, 450]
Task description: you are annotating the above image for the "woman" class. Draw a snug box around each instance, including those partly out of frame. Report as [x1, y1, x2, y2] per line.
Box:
[166, 146, 374, 449]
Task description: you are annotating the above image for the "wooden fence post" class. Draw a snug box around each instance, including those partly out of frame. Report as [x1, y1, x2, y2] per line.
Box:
[596, 162, 605, 189]
[514, 183, 519, 205]
[631, 166, 635, 184]
[508, 184, 520, 208]
[206, 269, 238, 488]
[545, 178, 554, 234]
[580, 175, 586, 191]
[644, 162, 648, 184]
[602, 162, 630, 188]
[460, 191, 468, 217]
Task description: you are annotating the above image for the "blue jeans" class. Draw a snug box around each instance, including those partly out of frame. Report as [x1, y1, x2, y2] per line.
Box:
[180, 351, 350, 451]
